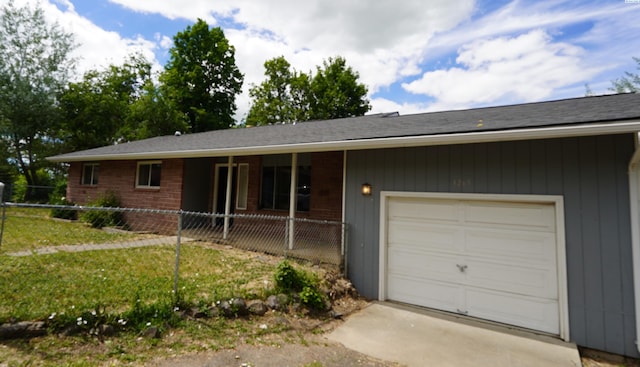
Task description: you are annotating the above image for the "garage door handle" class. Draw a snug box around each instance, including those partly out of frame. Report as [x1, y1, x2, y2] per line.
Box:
[456, 264, 468, 272]
[457, 309, 468, 315]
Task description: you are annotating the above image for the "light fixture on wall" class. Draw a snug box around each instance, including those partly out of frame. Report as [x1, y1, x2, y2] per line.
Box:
[361, 183, 372, 196]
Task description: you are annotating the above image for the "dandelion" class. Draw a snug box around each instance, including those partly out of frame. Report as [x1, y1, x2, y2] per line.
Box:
[91, 310, 97, 316]
[146, 322, 151, 327]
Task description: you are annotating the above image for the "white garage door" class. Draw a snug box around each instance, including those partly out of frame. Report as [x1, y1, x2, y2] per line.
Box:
[385, 196, 560, 335]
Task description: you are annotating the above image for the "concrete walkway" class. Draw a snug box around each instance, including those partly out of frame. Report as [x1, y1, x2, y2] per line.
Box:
[327, 302, 582, 367]
[6, 236, 192, 257]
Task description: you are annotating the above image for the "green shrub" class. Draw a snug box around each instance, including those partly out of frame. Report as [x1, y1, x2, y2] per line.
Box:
[299, 286, 327, 311]
[274, 260, 306, 292]
[274, 260, 327, 311]
[80, 191, 123, 228]
[49, 195, 78, 220]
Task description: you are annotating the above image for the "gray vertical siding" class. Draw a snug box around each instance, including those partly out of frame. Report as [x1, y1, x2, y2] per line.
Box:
[345, 134, 637, 357]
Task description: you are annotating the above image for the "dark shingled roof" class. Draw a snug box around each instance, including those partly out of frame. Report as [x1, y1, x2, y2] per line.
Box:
[48, 93, 640, 162]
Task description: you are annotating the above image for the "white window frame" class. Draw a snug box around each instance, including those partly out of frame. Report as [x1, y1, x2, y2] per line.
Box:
[136, 160, 162, 189]
[81, 163, 99, 186]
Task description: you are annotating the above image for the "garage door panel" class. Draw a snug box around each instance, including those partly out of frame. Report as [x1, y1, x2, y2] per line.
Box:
[389, 198, 460, 223]
[388, 246, 462, 283]
[465, 258, 558, 299]
[465, 288, 560, 334]
[388, 275, 462, 314]
[465, 230, 556, 265]
[389, 221, 463, 254]
[385, 196, 560, 335]
[465, 201, 555, 232]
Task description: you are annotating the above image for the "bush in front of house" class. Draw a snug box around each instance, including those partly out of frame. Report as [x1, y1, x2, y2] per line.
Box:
[80, 191, 124, 229]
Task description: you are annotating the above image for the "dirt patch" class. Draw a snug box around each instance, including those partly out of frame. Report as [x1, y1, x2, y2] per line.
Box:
[149, 335, 403, 367]
[580, 347, 640, 367]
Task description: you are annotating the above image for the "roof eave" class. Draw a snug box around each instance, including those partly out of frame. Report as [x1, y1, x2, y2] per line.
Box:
[47, 120, 640, 163]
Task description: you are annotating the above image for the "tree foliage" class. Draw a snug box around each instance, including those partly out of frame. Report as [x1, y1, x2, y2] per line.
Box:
[161, 19, 243, 132]
[246, 57, 311, 125]
[124, 79, 189, 140]
[58, 54, 188, 151]
[308, 57, 371, 120]
[58, 55, 149, 152]
[611, 57, 640, 93]
[0, 0, 75, 200]
[247, 56, 370, 125]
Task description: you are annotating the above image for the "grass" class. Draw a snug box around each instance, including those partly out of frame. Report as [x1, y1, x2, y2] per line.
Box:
[0, 207, 146, 253]
[0, 207, 318, 366]
[0, 245, 276, 322]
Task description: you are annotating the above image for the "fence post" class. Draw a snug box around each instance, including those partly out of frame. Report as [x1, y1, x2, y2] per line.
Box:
[283, 218, 289, 256]
[173, 210, 183, 301]
[0, 182, 4, 249]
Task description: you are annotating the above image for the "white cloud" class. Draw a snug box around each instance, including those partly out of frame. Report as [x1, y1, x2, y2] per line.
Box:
[107, 0, 475, 97]
[369, 97, 433, 116]
[14, 0, 162, 78]
[11, 0, 640, 120]
[402, 29, 601, 110]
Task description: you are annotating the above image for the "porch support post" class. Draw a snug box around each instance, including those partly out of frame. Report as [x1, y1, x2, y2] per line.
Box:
[223, 155, 234, 240]
[288, 153, 298, 250]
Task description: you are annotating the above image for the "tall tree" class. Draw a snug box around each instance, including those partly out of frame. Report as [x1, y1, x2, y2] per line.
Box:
[246, 56, 370, 125]
[309, 56, 371, 120]
[611, 57, 640, 93]
[246, 56, 311, 126]
[0, 0, 76, 200]
[59, 54, 189, 148]
[161, 19, 243, 132]
[124, 78, 189, 140]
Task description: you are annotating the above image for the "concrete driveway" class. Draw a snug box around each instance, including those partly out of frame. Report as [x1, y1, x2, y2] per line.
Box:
[327, 302, 582, 367]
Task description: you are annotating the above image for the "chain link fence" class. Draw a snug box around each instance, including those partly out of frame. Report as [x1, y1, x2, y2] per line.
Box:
[0, 201, 347, 271]
[0, 186, 348, 326]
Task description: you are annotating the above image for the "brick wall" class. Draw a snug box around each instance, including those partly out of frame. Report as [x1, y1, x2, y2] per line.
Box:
[67, 159, 185, 231]
[66, 151, 344, 227]
[235, 151, 344, 222]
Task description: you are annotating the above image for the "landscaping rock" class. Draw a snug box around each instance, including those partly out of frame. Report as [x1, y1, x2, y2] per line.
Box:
[190, 307, 208, 319]
[142, 326, 161, 339]
[0, 321, 46, 340]
[59, 325, 81, 337]
[247, 300, 268, 316]
[99, 324, 116, 336]
[266, 294, 289, 310]
[231, 298, 248, 316]
[218, 300, 233, 317]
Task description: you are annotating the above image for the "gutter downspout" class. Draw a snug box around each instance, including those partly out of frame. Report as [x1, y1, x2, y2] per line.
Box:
[628, 139, 640, 354]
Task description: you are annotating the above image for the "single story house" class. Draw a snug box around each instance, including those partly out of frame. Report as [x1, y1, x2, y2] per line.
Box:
[49, 93, 640, 357]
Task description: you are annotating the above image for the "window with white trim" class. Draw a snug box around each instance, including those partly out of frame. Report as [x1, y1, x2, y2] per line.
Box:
[81, 163, 99, 185]
[136, 161, 161, 188]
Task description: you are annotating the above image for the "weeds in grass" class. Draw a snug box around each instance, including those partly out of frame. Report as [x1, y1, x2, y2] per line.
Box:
[274, 260, 328, 311]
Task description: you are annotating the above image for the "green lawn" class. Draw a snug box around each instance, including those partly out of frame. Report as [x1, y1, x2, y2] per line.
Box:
[0, 206, 144, 253]
[0, 207, 320, 366]
[0, 244, 276, 322]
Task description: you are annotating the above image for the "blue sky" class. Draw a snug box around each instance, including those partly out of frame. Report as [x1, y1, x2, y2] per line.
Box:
[13, 0, 640, 123]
